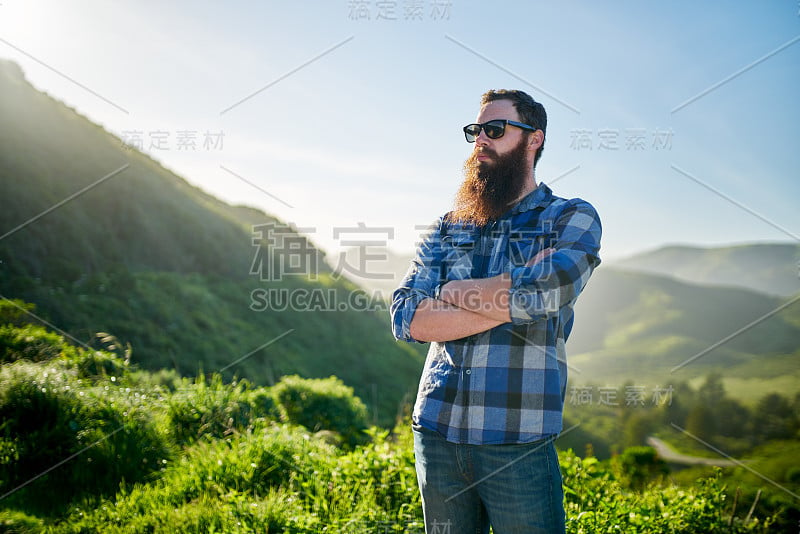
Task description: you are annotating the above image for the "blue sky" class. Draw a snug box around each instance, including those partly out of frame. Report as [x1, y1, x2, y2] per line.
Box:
[1, 1, 798, 261]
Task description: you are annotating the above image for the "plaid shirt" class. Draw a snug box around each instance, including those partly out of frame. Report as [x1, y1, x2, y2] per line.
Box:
[391, 183, 601, 444]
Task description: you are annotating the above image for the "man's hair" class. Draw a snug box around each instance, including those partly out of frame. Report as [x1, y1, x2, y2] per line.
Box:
[481, 89, 547, 169]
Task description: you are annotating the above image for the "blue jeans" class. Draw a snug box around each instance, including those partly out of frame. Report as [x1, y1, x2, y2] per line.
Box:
[412, 424, 565, 534]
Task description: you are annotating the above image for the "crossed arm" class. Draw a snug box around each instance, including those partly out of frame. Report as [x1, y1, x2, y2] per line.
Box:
[409, 248, 554, 342]
[393, 200, 602, 345]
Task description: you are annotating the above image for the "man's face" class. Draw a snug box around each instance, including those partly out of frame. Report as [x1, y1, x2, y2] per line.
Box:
[472, 99, 530, 167]
[448, 100, 533, 226]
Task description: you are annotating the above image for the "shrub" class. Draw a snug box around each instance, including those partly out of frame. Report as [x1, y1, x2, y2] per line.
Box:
[69, 347, 129, 380]
[56, 423, 333, 532]
[59, 488, 315, 534]
[0, 323, 76, 363]
[0, 509, 44, 533]
[299, 425, 423, 530]
[166, 374, 277, 446]
[0, 299, 36, 327]
[0, 361, 172, 516]
[561, 451, 773, 532]
[613, 445, 669, 490]
[272, 375, 369, 448]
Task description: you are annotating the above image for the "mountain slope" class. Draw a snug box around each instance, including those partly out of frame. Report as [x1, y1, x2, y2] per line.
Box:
[0, 59, 422, 425]
[568, 267, 800, 389]
[0, 59, 290, 280]
[613, 243, 800, 297]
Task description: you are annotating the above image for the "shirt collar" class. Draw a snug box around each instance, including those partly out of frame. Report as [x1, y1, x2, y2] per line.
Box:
[510, 182, 553, 214]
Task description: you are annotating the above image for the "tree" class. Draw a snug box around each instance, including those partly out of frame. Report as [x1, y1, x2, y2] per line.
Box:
[752, 393, 798, 442]
[685, 404, 716, 440]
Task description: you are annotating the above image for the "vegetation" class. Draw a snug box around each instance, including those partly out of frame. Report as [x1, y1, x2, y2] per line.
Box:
[568, 267, 800, 393]
[556, 373, 800, 530]
[0, 316, 793, 532]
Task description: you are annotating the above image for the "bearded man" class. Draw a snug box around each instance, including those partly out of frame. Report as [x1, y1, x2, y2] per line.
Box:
[391, 89, 602, 534]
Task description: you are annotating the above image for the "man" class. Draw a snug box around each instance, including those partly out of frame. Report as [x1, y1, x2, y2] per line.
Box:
[390, 89, 601, 533]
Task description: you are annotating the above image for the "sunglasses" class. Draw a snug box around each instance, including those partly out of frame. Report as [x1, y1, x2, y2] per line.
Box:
[463, 119, 538, 143]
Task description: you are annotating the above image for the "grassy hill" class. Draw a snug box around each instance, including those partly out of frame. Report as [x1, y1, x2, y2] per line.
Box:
[0, 59, 423, 425]
[613, 243, 800, 297]
[568, 267, 800, 398]
[0, 319, 789, 531]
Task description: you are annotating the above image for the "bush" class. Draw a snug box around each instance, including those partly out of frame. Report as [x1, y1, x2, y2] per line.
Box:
[0, 299, 36, 327]
[0, 361, 172, 516]
[301, 425, 423, 529]
[0, 509, 44, 533]
[68, 347, 129, 380]
[272, 375, 370, 448]
[0, 323, 76, 363]
[57, 423, 334, 533]
[0, 320, 783, 531]
[613, 445, 669, 490]
[166, 374, 278, 445]
[561, 451, 773, 532]
[60, 488, 315, 534]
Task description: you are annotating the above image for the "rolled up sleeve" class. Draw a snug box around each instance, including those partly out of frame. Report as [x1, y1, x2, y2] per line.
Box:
[508, 200, 602, 324]
[390, 219, 444, 343]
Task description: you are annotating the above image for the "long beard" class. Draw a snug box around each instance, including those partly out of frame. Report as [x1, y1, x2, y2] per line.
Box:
[448, 138, 529, 226]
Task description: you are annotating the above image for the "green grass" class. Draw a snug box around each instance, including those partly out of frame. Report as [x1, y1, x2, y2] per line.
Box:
[0, 319, 794, 532]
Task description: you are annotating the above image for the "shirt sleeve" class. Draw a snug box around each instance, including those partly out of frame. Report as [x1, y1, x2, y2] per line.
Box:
[508, 199, 602, 324]
[390, 218, 444, 343]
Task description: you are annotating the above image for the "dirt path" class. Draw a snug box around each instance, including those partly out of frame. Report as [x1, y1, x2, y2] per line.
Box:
[646, 436, 740, 467]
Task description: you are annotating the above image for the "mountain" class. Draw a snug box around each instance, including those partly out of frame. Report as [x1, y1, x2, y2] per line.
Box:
[612, 243, 800, 297]
[568, 267, 800, 396]
[0, 59, 423, 425]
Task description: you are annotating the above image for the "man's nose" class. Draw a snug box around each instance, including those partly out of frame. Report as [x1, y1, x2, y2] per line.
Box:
[475, 129, 491, 146]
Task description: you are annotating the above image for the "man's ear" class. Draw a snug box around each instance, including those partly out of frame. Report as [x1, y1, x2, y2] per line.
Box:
[528, 130, 544, 150]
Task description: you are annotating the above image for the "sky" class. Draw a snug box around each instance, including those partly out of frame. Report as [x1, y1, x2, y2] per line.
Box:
[1, 1, 798, 263]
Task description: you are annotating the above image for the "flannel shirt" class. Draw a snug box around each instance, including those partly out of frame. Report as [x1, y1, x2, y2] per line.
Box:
[391, 183, 601, 444]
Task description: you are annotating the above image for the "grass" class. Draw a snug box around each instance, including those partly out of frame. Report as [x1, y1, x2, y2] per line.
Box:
[0, 318, 793, 532]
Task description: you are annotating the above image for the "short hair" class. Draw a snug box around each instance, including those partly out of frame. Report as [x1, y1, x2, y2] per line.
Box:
[480, 89, 547, 169]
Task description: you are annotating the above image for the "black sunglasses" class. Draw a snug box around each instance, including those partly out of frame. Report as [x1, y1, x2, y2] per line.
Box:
[463, 119, 538, 143]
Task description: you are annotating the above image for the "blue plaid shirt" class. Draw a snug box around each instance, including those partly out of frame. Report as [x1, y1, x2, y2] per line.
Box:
[391, 183, 601, 444]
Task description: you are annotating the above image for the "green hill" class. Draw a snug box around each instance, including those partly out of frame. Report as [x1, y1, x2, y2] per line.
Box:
[613, 243, 800, 297]
[0, 59, 423, 425]
[569, 267, 800, 398]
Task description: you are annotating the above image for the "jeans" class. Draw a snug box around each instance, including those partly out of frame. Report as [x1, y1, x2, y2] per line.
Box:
[412, 424, 565, 534]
